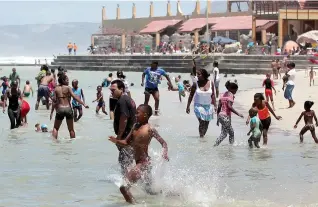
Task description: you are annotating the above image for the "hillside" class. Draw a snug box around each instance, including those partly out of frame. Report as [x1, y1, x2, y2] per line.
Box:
[0, 22, 100, 56]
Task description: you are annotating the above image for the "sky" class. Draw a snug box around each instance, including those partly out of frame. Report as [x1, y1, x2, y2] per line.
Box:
[0, 0, 241, 26]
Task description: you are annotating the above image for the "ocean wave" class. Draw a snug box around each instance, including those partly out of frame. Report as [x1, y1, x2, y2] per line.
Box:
[0, 56, 54, 64]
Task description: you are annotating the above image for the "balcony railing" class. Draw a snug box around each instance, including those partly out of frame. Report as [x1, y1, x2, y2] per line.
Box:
[254, 0, 318, 16]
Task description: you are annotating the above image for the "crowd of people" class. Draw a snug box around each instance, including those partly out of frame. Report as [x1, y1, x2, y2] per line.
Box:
[1, 57, 317, 204]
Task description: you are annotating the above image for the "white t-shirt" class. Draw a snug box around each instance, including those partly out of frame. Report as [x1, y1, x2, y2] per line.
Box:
[213, 67, 220, 80]
[287, 69, 296, 85]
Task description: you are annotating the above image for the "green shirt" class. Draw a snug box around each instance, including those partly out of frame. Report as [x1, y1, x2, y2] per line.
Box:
[9, 72, 19, 84]
[250, 116, 261, 137]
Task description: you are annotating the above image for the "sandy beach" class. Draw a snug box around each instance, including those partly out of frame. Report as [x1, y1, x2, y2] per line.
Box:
[236, 69, 316, 136]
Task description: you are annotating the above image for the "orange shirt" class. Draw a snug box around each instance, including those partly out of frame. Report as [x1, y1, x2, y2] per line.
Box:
[67, 44, 73, 49]
[73, 44, 78, 50]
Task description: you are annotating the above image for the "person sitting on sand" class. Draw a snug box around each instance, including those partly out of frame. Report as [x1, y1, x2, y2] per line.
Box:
[22, 80, 34, 97]
[247, 108, 262, 148]
[262, 73, 276, 111]
[309, 66, 316, 86]
[246, 93, 282, 145]
[294, 101, 318, 144]
[108, 104, 169, 204]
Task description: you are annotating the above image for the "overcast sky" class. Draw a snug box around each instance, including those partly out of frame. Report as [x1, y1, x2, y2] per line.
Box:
[0, 0, 236, 25]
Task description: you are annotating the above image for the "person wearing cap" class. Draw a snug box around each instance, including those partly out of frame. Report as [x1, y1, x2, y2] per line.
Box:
[3, 81, 22, 129]
[9, 68, 20, 88]
[141, 61, 172, 115]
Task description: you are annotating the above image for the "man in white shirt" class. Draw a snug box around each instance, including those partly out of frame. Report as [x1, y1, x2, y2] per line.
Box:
[284, 62, 296, 108]
[213, 61, 220, 98]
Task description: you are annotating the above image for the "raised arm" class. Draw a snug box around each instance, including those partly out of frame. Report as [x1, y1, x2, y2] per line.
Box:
[151, 127, 169, 161]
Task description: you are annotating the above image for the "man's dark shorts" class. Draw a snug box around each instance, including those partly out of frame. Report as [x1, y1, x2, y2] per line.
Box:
[144, 87, 159, 95]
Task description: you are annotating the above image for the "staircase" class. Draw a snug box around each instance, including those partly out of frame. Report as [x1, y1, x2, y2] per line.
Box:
[51, 54, 313, 74]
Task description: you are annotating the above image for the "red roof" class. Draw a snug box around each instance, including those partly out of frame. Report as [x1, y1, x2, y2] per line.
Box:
[179, 16, 275, 32]
[179, 18, 218, 32]
[139, 19, 182, 34]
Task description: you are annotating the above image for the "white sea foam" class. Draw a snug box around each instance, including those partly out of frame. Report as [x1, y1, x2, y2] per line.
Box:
[0, 56, 54, 65]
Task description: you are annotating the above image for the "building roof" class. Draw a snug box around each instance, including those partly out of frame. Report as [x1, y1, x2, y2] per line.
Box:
[179, 16, 274, 32]
[210, 16, 273, 31]
[179, 18, 218, 32]
[102, 27, 124, 35]
[139, 19, 182, 34]
[256, 21, 277, 32]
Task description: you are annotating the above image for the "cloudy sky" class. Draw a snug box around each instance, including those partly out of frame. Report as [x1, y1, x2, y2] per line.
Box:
[0, 0, 240, 25]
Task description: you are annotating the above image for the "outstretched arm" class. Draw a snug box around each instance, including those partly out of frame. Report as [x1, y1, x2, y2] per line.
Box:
[151, 128, 169, 161]
[69, 87, 87, 106]
[265, 101, 281, 120]
[294, 112, 304, 127]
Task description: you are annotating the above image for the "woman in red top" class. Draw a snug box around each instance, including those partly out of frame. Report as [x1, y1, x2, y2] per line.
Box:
[246, 93, 282, 145]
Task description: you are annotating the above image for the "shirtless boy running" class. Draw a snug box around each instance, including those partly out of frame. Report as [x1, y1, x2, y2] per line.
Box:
[109, 104, 169, 204]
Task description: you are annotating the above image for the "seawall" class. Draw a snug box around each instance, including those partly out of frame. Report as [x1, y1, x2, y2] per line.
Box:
[51, 54, 313, 74]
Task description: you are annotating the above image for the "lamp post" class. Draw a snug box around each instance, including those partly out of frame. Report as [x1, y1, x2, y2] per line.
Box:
[205, 0, 209, 43]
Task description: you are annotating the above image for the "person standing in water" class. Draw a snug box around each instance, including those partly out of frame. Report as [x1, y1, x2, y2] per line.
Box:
[22, 80, 34, 98]
[108, 104, 168, 204]
[35, 70, 53, 110]
[9, 68, 20, 88]
[262, 73, 276, 110]
[214, 81, 243, 146]
[109, 71, 130, 120]
[141, 61, 172, 116]
[170, 75, 186, 102]
[1, 76, 9, 95]
[109, 79, 136, 175]
[93, 86, 108, 115]
[294, 101, 318, 143]
[50, 73, 89, 139]
[246, 93, 282, 145]
[102, 73, 113, 87]
[213, 61, 220, 98]
[71, 79, 85, 122]
[247, 108, 262, 148]
[73, 43, 77, 55]
[3, 81, 22, 129]
[186, 69, 217, 138]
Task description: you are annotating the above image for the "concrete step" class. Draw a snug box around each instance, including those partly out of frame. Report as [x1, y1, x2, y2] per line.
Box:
[51, 60, 193, 66]
[51, 65, 192, 73]
[220, 59, 312, 64]
[220, 63, 310, 69]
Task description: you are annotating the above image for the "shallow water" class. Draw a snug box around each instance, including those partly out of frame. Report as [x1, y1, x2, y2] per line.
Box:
[0, 67, 317, 207]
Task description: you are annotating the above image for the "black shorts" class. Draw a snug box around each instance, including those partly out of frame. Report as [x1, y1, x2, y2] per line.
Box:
[109, 98, 117, 111]
[144, 87, 159, 95]
[261, 117, 271, 130]
[72, 105, 82, 111]
[55, 107, 73, 121]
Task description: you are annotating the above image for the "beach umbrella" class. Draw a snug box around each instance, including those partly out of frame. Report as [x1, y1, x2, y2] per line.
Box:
[283, 40, 298, 52]
[296, 30, 318, 44]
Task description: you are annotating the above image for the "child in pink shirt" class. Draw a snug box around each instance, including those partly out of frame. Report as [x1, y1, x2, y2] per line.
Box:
[214, 81, 244, 146]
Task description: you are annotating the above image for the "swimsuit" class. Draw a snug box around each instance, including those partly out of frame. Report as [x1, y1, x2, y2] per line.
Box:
[263, 79, 273, 97]
[24, 92, 30, 97]
[55, 106, 73, 121]
[258, 106, 271, 130]
[98, 100, 105, 108]
[38, 84, 50, 98]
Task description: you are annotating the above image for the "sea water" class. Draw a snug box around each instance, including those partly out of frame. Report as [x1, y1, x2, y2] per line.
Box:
[0, 66, 317, 207]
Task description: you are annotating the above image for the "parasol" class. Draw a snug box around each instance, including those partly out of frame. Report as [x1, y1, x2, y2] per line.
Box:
[296, 30, 318, 44]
